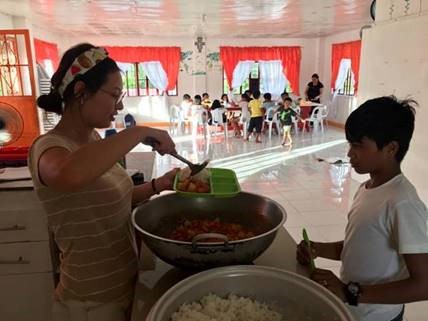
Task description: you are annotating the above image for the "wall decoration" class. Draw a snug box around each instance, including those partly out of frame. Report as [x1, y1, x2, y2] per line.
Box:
[192, 51, 206, 75]
[206, 51, 221, 71]
[180, 50, 193, 74]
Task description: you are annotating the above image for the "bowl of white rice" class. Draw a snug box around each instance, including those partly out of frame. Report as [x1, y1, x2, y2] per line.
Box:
[146, 265, 355, 321]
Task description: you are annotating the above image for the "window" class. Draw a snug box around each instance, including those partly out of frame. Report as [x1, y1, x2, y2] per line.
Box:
[337, 68, 355, 96]
[0, 34, 33, 96]
[121, 62, 177, 97]
[223, 62, 292, 94]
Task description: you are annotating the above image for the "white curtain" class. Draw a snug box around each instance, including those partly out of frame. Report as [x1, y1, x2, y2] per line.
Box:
[141, 61, 168, 92]
[231, 60, 255, 90]
[259, 60, 287, 97]
[333, 58, 355, 98]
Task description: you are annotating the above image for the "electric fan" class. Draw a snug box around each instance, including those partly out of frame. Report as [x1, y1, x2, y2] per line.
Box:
[0, 102, 24, 146]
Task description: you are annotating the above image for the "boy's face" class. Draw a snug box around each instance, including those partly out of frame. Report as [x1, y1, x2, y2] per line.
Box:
[284, 101, 291, 108]
[347, 137, 396, 174]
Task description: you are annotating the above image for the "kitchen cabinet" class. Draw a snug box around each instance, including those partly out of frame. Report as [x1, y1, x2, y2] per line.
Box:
[0, 169, 54, 321]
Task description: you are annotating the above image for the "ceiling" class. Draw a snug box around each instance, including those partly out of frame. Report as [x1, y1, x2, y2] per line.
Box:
[0, 0, 373, 38]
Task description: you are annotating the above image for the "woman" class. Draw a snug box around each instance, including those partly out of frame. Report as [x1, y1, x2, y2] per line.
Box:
[28, 43, 178, 321]
[304, 73, 324, 103]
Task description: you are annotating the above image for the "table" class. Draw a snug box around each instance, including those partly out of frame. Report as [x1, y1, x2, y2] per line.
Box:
[131, 227, 309, 320]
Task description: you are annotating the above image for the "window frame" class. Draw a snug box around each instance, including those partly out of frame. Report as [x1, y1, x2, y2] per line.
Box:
[337, 68, 355, 96]
[122, 62, 177, 97]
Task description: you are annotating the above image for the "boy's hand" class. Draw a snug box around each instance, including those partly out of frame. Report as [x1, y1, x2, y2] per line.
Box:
[296, 240, 318, 265]
[311, 268, 346, 302]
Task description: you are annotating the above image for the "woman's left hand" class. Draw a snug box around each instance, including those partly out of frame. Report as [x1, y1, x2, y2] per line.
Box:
[311, 268, 346, 302]
[155, 168, 180, 191]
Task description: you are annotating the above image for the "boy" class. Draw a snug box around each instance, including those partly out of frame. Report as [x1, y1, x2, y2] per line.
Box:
[246, 90, 264, 143]
[278, 97, 299, 146]
[297, 96, 428, 321]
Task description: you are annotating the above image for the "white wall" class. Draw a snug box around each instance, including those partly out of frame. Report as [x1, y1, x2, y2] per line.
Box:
[0, 12, 13, 29]
[357, 8, 428, 201]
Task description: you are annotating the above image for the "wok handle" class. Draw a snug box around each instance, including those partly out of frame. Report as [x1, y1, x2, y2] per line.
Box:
[192, 233, 229, 247]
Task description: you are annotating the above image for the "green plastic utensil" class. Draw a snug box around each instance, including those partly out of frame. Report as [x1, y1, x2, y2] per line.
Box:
[174, 168, 240, 198]
[302, 228, 316, 271]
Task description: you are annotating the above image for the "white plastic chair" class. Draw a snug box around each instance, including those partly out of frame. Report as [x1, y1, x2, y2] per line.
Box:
[263, 108, 278, 139]
[291, 106, 301, 134]
[211, 108, 228, 139]
[240, 104, 250, 138]
[319, 105, 329, 131]
[169, 105, 185, 134]
[191, 107, 209, 139]
[303, 106, 323, 133]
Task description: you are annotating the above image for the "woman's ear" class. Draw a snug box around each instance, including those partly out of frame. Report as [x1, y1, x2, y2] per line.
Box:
[73, 81, 86, 99]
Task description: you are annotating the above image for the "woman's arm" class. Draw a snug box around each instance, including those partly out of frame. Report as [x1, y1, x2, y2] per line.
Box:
[38, 126, 176, 192]
[131, 168, 179, 205]
[316, 87, 324, 100]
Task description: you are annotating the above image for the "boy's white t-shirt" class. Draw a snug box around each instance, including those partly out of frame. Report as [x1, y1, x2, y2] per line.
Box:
[341, 174, 428, 321]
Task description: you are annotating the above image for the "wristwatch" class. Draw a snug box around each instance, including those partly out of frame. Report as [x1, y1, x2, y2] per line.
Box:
[345, 282, 361, 306]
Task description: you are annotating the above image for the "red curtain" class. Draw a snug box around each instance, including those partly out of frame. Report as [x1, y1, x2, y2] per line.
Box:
[220, 46, 301, 95]
[331, 40, 361, 92]
[104, 46, 180, 91]
[33, 38, 59, 69]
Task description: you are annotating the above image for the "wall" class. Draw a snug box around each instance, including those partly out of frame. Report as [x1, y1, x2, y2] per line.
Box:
[62, 35, 318, 123]
[0, 12, 13, 29]
[318, 29, 361, 124]
[356, 1, 428, 201]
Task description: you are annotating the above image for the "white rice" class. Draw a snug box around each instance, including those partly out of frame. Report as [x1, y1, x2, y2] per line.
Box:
[171, 293, 282, 321]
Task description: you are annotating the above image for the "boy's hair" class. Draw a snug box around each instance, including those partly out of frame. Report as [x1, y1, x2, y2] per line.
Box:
[263, 93, 272, 100]
[284, 97, 292, 103]
[183, 94, 191, 100]
[345, 96, 417, 162]
[252, 90, 261, 99]
[241, 93, 250, 102]
[202, 92, 209, 98]
[194, 94, 202, 104]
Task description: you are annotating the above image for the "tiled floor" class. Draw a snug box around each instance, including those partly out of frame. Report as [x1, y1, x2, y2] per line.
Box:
[134, 126, 426, 321]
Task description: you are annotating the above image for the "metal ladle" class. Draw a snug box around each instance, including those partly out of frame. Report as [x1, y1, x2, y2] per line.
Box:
[143, 137, 209, 176]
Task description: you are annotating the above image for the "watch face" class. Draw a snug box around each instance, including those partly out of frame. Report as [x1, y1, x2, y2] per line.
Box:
[348, 283, 360, 295]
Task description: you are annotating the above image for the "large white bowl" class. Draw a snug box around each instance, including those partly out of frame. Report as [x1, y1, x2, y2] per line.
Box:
[146, 265, 355, 321]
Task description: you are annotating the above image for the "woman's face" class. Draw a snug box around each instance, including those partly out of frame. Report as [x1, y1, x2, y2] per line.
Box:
[81, 71, 124, 128]
[312, 76, 319, 84]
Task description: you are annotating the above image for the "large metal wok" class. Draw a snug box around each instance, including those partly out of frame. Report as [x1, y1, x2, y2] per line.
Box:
[132, 192, 286, 269]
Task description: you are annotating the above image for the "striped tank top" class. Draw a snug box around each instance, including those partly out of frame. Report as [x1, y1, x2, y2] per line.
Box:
[28, 133, 138, 305]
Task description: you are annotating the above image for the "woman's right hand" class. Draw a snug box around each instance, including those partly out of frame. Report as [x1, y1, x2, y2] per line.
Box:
[296, 240, 318, 266]
[140, 127, 176, 155]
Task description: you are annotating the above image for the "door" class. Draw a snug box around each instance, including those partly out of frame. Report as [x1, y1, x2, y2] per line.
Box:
[0, 29, 39, 147]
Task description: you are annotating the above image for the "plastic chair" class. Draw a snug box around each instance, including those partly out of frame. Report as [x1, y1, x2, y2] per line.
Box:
[263, 108, 278, 139]
[169, 105, 184, 134]
[319, 105, 329, 131]
[291, 106, 301, 134]
[191, 107, 209, 139]
[303, 107, 323, 133]
[211, 108, 228, 139]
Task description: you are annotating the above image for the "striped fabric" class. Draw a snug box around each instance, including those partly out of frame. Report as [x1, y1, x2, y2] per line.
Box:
[28, 133, 138, 305]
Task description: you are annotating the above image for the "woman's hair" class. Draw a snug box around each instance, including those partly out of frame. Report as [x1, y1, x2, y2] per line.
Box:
[37, 43, 120, 115]
[211, 99, 222, 109]
[221, 94, 229, 101]
[311, 73, 319, 79]
[345, 96, 417, 163]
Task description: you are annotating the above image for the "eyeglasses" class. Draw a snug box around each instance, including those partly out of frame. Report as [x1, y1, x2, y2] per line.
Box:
[99, 88, 126, 106]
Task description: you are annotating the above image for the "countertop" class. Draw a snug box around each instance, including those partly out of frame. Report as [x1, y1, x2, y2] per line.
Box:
[131, 227, 309, 321]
